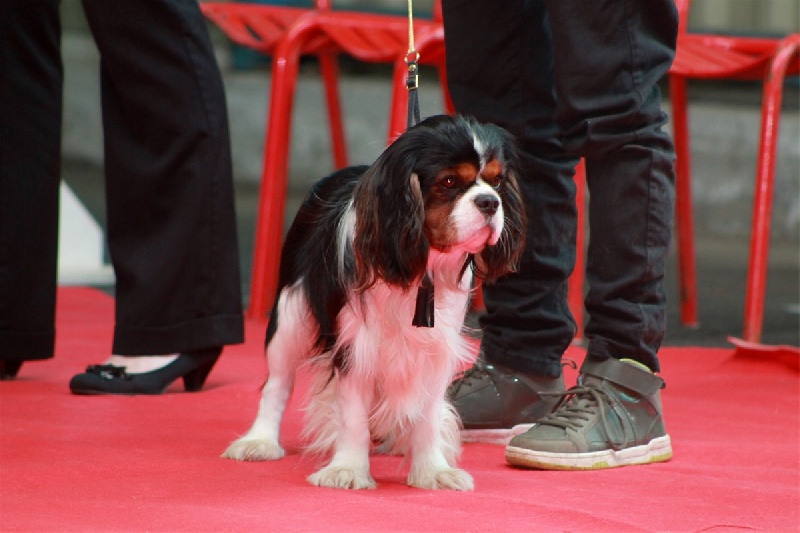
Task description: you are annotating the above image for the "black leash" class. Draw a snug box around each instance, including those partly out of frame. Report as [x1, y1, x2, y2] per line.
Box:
[405, 0, 421, 128]
[406, 50, 421, 128]
[404, 1, 434, 328]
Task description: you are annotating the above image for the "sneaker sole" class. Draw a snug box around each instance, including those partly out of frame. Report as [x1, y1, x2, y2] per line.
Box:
[505, 434, 673, 470]
[461, 424, 535, 445]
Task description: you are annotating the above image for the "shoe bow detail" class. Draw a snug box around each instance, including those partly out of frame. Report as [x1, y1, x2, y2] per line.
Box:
[85, 364, 131, 381]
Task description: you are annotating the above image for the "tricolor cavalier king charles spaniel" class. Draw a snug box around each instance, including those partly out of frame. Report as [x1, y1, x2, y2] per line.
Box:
[224, 115, 526, 490]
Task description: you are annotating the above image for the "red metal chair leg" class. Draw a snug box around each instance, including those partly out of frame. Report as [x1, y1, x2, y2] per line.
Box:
[668, 74, 700, 328]
[742, 34, 800, 342]
[569, 160, 586, 342]
[388, 56, 409, 142]
[247, 21, 319, 319]
[438, 66, 455, 115]
[319, 53, 349, 169]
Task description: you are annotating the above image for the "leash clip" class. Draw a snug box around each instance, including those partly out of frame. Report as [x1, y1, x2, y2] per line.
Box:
[405, 50, 419, 90]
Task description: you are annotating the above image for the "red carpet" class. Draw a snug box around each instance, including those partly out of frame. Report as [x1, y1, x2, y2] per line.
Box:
[1, 287, 798, 532]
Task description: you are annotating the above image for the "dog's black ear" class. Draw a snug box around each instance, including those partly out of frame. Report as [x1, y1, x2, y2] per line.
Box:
[475, 145, 528, 283]
[352, 136, 429, 291]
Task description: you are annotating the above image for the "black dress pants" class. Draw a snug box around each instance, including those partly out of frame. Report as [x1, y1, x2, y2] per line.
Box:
[0, 0, 244, 361]
[443, 0, 677, 376]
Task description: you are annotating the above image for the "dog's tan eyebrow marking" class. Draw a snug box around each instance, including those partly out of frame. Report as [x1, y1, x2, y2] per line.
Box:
[454, 163, 479, 184]
[481, 159, 504, 181]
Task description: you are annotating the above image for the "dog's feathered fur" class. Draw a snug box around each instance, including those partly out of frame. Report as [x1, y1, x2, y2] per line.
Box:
[223, 115, 526, 490]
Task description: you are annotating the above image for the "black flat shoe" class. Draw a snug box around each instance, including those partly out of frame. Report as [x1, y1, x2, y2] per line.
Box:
[69, 347, 221, 395]
[1, 360, 23, 380]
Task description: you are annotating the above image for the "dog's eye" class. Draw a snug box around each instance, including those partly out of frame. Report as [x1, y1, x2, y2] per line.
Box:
[441, 175, 459, 189]
[484, 174, 504, 189]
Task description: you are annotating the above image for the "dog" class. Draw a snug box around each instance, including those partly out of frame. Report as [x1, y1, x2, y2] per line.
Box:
[223, 114, 526, 490]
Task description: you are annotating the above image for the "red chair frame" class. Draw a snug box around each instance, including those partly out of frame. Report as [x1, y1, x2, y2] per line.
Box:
[201, 1, 349, 171]
[669, 0, 799, 342]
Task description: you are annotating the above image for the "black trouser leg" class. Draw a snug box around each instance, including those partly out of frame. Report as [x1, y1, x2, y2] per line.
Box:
[546, 0, 677, 371]
[444, 0, 578, 378]
[0, 0, 62, 360]
[443, 0, 677, 374]
[81, 0, 244, 354]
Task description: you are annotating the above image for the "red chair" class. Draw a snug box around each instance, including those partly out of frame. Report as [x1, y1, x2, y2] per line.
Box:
[203, 2, 450, 318]
[201, 1, 349, 171]
[668, 0, 800, 342]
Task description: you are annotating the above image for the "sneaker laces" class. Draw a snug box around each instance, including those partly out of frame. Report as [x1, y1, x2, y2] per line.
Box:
[538, 382, 631, 451]
[450, 358, 576, 396]
[448, 358, 489, 395]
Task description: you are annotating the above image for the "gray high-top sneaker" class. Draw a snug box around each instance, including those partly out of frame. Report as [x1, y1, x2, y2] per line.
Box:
[448, 357, 566, 445]
[505, 357, 672, 470]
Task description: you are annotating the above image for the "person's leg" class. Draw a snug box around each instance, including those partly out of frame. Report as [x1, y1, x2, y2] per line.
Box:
[443, 0, 578, 442]
[0, 0, 62, 377]
[549, 0, 677, 372]
[70, 0, 243, 393]
[506, 0, 677, 469]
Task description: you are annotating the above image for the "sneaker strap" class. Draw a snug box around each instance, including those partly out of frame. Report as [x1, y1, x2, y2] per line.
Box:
[579, 357, 665, 396]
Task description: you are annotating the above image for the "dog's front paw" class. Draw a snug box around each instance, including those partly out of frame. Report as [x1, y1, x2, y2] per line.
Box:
[222, 438, 285, 461]
[308, 465, 377, 490]
[408, 467, 474, 491]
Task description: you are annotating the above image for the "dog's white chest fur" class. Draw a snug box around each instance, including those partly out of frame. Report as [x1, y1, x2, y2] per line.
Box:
[329, 276, 473, 428]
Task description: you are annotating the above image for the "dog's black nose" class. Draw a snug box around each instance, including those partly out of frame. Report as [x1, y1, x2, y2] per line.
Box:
[474, 194, 500, 216]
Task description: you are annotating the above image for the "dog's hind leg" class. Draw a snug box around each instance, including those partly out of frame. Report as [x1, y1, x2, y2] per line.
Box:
[223, 286, 312, 461]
